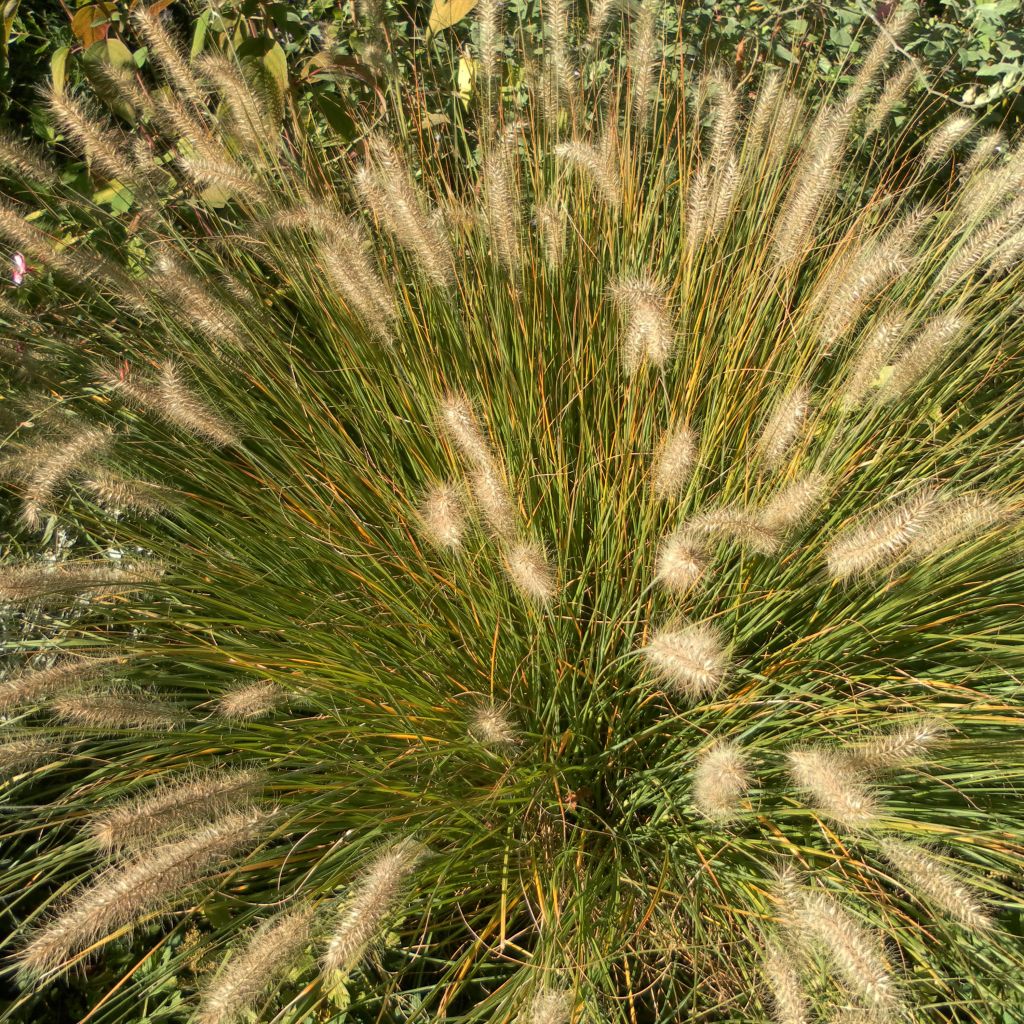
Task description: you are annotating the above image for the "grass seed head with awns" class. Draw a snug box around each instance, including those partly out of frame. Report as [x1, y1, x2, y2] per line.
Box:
[1, 3, 1023, 1022]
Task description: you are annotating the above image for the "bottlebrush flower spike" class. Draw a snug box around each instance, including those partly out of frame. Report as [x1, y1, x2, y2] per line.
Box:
[0, 654, 129, 713]
[787, 749, 877, 829]
[525, 986, 574, 1024]
[419, 481, 467, 551]
[651, 424, 698, 499]
[610, 276, 675, 373]
[322, 839, 426, 975]
[216, 680, 288, 721]
[469, 705, 518, 747]
[655, 531, 706, 593]
[845, 718, 949, 770]
[762, 939, 809, 1024]
[643, 622, 730, 700]
[504, 540, 558, 603]
[754, 385, 812, 467]
[692, 740, 750, 821]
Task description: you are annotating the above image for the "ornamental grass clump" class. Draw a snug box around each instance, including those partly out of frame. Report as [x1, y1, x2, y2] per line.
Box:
[0, 3, 1022, 1022]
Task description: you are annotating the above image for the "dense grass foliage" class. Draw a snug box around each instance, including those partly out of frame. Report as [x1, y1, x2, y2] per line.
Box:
[1, 3, 1023, 1023]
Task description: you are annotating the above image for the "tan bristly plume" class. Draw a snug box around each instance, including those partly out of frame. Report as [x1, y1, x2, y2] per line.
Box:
[151, 251, 248, 349]
[754, 385, 811, 467]
[825, 486, 941, 580]
[554, 140, 622, 208]
[845, 717, 949, 770]
[439, 395, 492, 468]
[762, 939, 809, 1024]
[535, 198, 567, 270]
[846, 5, 913, 107]
[0, 131, 57, 185]
[0, 735, 63, 775]
[151, 361, 239, 446]
[628, 0, 658, 123]
[643, 621, 730, 701]
[322, 838, 426, 974]
[216, 680, 287, 721]
[476, 0, 503, 81]
[47, 87, 136, 186]
[483, 128, 524, 273]
[86, 768, 264, 852]
[961, 129, 1005, 178]
[197, 53, 272, 153]
[692, 741, 750, 821]
[687, 505, 780, 555]
[543, 0, 574, 94]
[787, 749, 877, 828]
[525, 986, 573, 1024]
[610, 276, 675, 373]
[419, 482, 466, 551]
[756, 473, 827, 535]
[746, 69, 784, 153]
[358, 133, 455, 288]
[651, 424, 697, 498]
[905, 491, 1008, 560]
[0, 558, 164, 606]
[655, 532, 706, 593]
[864, 62, 916, 135]
[937, 194, 1024, 288]
[797, 888, 901, 1015]
[18, 425, 113, 530]
[469, 705, 518, 747]
[921, 114, 973, 165]
[131, 4, 205, 107]
[840, 313, 906, 409]
[772, 103, 851, 268]
[52, 692, 183, 731]
[0, 199, 103, 286]
[504, 540, 558, 603]
[880, 838, 993, 932]
[177, 153, 268, 204]
[0, 654, 128, 713]
[198, 906, 315, 1024]
[18, 809, 269, 979]
[82, 471, 169, 517]
[586, 0, 618, 51]
[883, 312, 968, 398]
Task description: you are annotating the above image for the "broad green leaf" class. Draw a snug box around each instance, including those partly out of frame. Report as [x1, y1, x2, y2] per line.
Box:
[191, 9, 210, 59]
[427, 0, 478, 37]
[50, 45, 70, 94]
[262, 41, 289, 97]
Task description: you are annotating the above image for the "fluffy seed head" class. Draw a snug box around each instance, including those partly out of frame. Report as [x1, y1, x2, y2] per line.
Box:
[655, 532, 706, 593]
[0, 736, 63, 776]
[864, 63, 916, 135]
[83, 471, 169, 516]
[643, 622, 729, 701]
[18, 809, 269, 979]
[879, 839, 993, 933]
[757, 473, 827, 535]
[754, 385, 812, 467]
[762, 940, 809, 1024]
[86, 768, 264, 852]
[796, 888, 900, 1015]
[840, 314, 906, 409]
[883, 312, 969, 398]
[322, 839, 426, 975]
[0, 654, 128, 714]
[921, 115, 973, 165]
[197, 905, 314, 1024]
[692, 741, 750, 821]
[0, 132, 58, 185]
[825, 487, 941, 580]
[0, 559, 164, 607]
[651, 424, 697, 498]
[157, 361, 240, 446]
[688, 505, 781, 555]
[905, 492, 1007, 561]
[525, 986, 573, 1024]
[440, 395, 492, 469]
[787, 749, 877, 828]
[845, 718, 949, 770]
[419, 482, 466, 551]
[216, 681, 287, 721]
[52, 692, 182, 731]
[555, 140, 622, 208]
[504, 540, 558, 603]
[469, 706, 518, 747]
[611, 276, 674, 373]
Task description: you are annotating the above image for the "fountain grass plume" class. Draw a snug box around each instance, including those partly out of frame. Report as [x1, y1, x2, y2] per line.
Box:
[0, 7, 1022, 1023]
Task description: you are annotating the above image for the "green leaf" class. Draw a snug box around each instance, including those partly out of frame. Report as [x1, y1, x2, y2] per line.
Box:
[262, 41, 289, 97]
[191, 10, 210, 60]
[50, 45, 70, 94]
[427, 0, 478, 37]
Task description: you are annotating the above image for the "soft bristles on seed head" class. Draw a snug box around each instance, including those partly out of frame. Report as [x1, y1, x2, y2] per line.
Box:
[0, 736, 63, 776]
[322, 839, 426, 975]
[0, 654, 128, 713]
[504, 540, 557, 603]
[83, 470, 168, 516]
[651, 424, 697, 499]
[18, 809, 269, 979]
[469, 706, 518, 747]
[525, 986, 573, 1024]
[840, 314, 906, 409]
[787, 749, 877, 829]
[157, 361, 239, 446]
[610, 276, 674, 373]
[796, 888, 901, 1015]
[762, 939, 809, 1024]
[554, 140, 621, 208]
[0, 559, 163, 607]
[921, 114, 973, 165]
[471, 464, 518, 538]
[688, 505, 781, 555]
[643, 622, 729, 701]
[419, 482, 466, 551]
[655, 532, 706, 593]
[905, 491, 1008, 561]
[692, 741, 749, 821]
[757, 473, 827, 535]
[879, 839, 993, 933]
[754, 384, 811, 468]
[86, 767, 264, 852]
[825, 486, 941, 580]
[197, 905, 314, 1024]
[216, 680, 286, 721]
[439, 395, 492, 468]
[52, 692, 182, 731]
[884, 312, 969, 399]
[845, 718, 949, 770]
